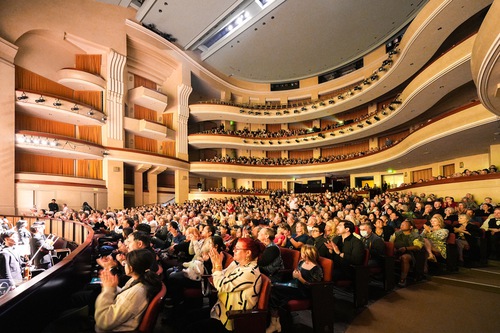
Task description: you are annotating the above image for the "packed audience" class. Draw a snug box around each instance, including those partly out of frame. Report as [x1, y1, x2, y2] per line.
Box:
[2, 188, 499, 332]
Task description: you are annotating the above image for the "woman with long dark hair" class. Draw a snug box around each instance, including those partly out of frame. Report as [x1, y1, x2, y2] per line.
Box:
[94, 248, 162, 332]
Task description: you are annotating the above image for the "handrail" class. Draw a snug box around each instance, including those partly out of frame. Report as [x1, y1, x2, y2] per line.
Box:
[0, 219, 94, 307]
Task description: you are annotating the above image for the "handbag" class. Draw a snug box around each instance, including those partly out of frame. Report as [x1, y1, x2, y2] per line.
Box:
[183, 259, 204, 281]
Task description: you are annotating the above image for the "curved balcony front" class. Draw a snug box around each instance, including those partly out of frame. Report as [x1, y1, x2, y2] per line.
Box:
[189, 35, 476, 150]
[15, 90, 106, 125]
[190, 104, 499, 178]
[56, 68, 106, 91]
[15, 132, 105, 160]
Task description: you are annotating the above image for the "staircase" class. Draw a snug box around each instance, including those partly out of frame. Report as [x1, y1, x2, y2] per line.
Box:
[431, 260, 500, 294]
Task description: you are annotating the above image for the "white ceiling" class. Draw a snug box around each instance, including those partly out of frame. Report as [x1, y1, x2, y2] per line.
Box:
[102, 0, 428, 83]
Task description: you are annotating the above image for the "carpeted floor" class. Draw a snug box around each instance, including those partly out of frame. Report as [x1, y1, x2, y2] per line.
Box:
[346, 279, 500, 333]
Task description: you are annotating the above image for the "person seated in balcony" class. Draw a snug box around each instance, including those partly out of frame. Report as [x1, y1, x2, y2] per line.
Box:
[454, 214, 481, 265]
[477, 203, 494, 217]
[267, 245, 323, 333]
[421, 214, 449, 263]
[443, 207, 458, 224]
[391, 219, 424, 287]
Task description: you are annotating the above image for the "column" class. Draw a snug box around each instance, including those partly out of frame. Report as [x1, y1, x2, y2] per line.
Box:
[147, 166, 167, 204]
[175, 169, 189, 204]
[103, 159, 124, 209]
[0, 38, 17, 214]
[104, 49, 126, 148]
[134, 164, 151, 206]
[176, 83, 192, 161]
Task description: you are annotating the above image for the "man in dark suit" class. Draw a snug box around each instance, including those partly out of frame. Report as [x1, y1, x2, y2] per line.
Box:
[326, 220, 365, 281]
[48, 199, 59, 213]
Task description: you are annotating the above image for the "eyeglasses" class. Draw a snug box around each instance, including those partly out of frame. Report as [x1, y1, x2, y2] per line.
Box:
[311, 229, 320, 233]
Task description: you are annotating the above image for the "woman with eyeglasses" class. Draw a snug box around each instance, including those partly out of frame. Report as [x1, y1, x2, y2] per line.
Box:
[184, 237, 264, 333]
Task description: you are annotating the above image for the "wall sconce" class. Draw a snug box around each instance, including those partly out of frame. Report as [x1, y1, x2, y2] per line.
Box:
[102, 151, 110, 156]
[366, 120, 372, 125]
[283, 110, 290, 115]
[370, 74, 379, 81]
[276, 112, 281, 115]
[374, 116, 380, 121]
[319, 101, 326, 106]
[357, 124, 363, 128]
[17, 92, 29, 100]
[301, 107, 307, 111]
[311, 105, 317, 109]
[101, 116, 107, 121]
[264, 111, 270, 115]
[239, 109, 245, 113]
[295, 139, 300, 143]
[338, 95, 344, 100]
[328, 99, 335, 104]
[329, 133, 335, 136]
[71, 104, 80, 111]
[35, 95, 46, 103]
[294, 110, 300, 114]
[53, 99, 62, 107]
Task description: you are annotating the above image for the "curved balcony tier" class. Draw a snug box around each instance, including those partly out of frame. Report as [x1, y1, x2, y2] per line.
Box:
[56, 68, 106, 91]
[189, 36, 476, 150]
[15, 90, 106, 125]
[184, 0, 491, 124]
[15, 131, 105, 160]
[471, 0, 500, 116]
[189, 104, 499, 179]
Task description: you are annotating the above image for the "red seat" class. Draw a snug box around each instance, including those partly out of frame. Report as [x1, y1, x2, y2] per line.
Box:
[278, 247, 300, 280]
[333, 250, 369, 307]
[227, 274, 272, 333]
[368, 242, 395, 291]
[135, 282, 167, 333]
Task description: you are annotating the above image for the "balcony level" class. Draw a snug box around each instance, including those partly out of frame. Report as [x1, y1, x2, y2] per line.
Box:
[56, 68, 106, 91]
[129, 86, 168, 113]
[124, 117, 175, 142]
[15, 90, 106, 126]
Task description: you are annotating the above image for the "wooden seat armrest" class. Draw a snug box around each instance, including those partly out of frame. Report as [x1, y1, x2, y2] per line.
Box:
[227, 309, 268, 319]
